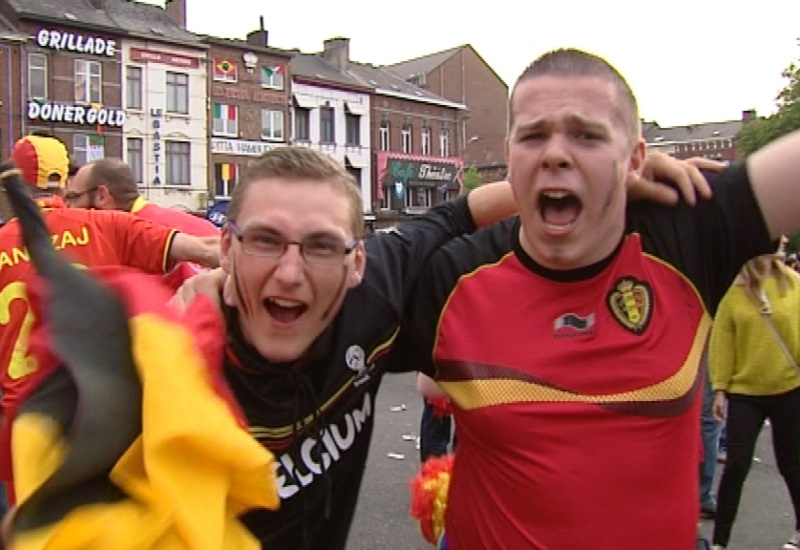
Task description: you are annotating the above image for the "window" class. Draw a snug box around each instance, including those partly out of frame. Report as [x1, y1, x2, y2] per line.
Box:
[346, 166, 361, 187]
[126, 66, 142, 110]
[166, 71, 189, 114]
[345, 113, 360, 146]
[74, 59, 101, 103]
[294, 108, 310, 141]
[320, 106, 335, 143]
[379, 122, 390, 151]
[214, 163, 238, 198]
[72, 134, 104, 166]
[444, 189, 459, 202]
[165, 141, 190, 185]
[28, 53, 47, 100]
[127, 138, 143, 183]
[406, 187, 431, 208]
[439, 129, 450, 157]
[260, 65, 284, 89]
[401, 124, 412, 154]
[213, 103, 238, 137]
[421, 126, 431, 155]
[261, 109, 284, 141]
[380, 185, 392, 209]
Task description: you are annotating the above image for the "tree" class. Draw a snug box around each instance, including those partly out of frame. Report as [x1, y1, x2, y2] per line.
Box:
[461, 166, 482, 193]
[738, 58, 800, 156]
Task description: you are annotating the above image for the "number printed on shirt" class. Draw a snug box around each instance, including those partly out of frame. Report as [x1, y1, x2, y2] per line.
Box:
[0, 281, 38, 380]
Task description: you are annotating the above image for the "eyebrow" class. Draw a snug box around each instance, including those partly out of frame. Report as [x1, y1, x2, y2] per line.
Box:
[515, 113, 610, 136]
[241, 224, 343, 241]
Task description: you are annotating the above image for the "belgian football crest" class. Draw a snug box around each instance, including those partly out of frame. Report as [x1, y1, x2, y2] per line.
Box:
[607, 277, 653, 334]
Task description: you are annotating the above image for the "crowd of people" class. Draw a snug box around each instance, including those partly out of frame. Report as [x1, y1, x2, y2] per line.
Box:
[1, 46, 800, 549]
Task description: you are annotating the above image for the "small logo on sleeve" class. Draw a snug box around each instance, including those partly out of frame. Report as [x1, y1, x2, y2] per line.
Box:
[607, 277, 653, 335]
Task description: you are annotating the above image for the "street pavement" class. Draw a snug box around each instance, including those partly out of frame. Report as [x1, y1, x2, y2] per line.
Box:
[348, 372, 793, 549]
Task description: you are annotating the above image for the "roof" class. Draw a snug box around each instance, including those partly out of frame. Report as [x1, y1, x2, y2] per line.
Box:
[8, 0, 202, 46]
[384, 45, 461, 79]
[105, 0, 200, 46]
[0, 11, 22, 38]
[10, 0, 119, 32]
[644, 119, 743, 144]
[347, 61, 466, 110]
[290, 52, 369, 91]
[200, 34, 293, 58]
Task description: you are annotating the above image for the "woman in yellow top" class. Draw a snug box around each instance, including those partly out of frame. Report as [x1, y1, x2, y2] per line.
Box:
[710, 253, 800, 550]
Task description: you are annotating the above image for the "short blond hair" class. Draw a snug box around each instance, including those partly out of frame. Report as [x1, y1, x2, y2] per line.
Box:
[227, 147, 363, 239]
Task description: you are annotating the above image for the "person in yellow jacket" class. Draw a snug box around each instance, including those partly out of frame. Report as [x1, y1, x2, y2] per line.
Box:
[710, 253, 800, 550]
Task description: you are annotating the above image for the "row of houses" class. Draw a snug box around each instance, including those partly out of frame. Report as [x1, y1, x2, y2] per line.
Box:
[0, 0, 510, 227]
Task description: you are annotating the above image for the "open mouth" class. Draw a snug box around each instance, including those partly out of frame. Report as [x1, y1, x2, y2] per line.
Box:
[264, 297, 307, 323]
[539, 190, 582, 232]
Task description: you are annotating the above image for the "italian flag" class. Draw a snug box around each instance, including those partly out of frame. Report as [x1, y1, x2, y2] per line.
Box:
[262, 65, 283, 78]
[214, 103, 235, 122]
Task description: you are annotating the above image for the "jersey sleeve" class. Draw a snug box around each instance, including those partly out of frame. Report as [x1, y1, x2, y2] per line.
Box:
[364, 195, 476, 315]
[106, 211, 177, 273]
[629, 161, 772, 315]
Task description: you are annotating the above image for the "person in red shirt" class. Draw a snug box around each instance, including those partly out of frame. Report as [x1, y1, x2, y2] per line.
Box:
[64, 157, 219, 289]
[0, 135, 220, 464]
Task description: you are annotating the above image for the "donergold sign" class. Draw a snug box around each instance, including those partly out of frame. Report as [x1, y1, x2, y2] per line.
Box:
[27, 101, 125, 127]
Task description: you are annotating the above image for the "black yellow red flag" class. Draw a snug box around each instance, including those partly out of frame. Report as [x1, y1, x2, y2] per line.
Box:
[0, 163, 278, 549]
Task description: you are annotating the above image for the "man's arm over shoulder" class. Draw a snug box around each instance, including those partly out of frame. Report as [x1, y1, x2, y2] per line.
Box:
[105, 211, 218, 273]
[747, 130, 800, 239]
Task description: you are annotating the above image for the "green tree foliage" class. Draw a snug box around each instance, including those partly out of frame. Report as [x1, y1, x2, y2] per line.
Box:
[461, 166, 483, 193]
[738, 60, 800, 156]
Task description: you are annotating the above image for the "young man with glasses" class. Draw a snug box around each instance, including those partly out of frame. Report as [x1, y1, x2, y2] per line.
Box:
[173, 144, 711, 550]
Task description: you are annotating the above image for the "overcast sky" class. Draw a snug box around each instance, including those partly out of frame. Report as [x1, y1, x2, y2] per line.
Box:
[148, 0, 800, 127]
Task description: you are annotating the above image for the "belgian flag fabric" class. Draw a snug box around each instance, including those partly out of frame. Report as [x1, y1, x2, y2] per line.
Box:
[0, 163, 278, 549]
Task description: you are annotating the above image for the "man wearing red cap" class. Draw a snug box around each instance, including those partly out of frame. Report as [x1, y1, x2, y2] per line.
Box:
[65, 157, 219, 289]
[0, 135, 221, 503]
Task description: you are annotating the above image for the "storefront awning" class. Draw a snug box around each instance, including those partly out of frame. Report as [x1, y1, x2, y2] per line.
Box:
[345, 154, 369, 168]
[293, 94, 316, 109]
[345, 101, 368, 116]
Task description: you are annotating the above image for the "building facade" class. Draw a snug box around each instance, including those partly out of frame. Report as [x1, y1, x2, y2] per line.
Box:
[290, 42, 372, 216]
[643, 110, 754, 163]
[348, 54, 466, 225]
[0, 15, 23, 161]
[386, 45, 508, 183]
[16, 13, 125, 164]
[204, 29, 292, 204]
[122, 43, 208, 211]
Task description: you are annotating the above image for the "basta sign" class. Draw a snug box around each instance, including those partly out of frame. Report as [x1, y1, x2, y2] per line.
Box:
[27, 101, 124, 127]
[35, 28, 117, 57]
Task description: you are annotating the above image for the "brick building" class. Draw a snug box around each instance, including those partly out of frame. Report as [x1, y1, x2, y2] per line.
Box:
[202, 23, 292, 204]
[0, 14, 23, 162]
[643, 110, 755, 162]
[348, 54, 466, 226]
[386, 45, 508, 183]
[5, 0, 127, 163]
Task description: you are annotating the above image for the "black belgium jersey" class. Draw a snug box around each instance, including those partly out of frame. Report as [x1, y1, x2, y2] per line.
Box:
[223, 196, 476, 550]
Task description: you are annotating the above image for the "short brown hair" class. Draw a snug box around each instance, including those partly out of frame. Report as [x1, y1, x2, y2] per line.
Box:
[509, 48, 641, 143]
[228, 147, 364, 239]
[86, 158, 139, 211]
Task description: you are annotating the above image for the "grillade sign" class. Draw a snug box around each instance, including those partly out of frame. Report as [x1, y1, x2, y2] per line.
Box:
[35, 28, 117, 57]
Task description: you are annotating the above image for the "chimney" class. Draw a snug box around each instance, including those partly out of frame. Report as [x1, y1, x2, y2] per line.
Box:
[742, 109, 757, 123]
[246, 16, 268, 47]
[165, 0, 187, 28]
[323, 37, 350, 72]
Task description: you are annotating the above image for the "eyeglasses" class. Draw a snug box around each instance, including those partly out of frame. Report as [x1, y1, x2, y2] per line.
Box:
[64, 187, 97, 203]
[227, 221, 358, 266]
